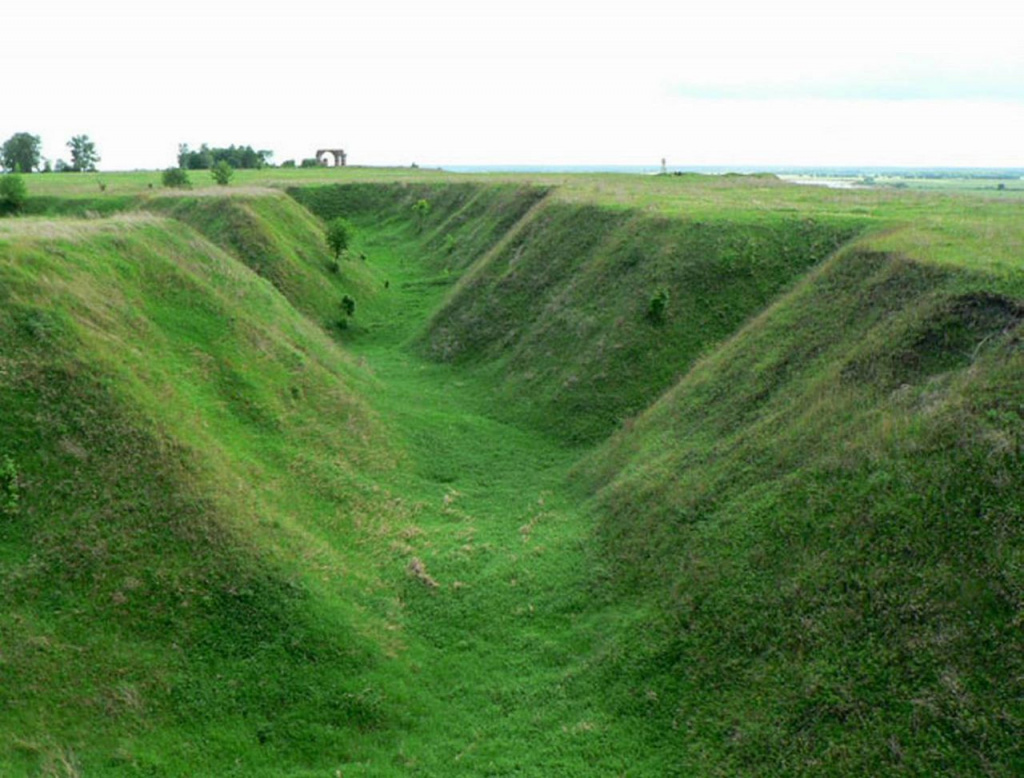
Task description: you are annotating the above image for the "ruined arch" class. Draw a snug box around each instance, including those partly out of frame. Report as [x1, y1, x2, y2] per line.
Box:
[316, 149, 347, 167]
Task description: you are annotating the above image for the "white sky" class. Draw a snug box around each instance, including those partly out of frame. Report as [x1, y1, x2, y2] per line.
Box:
[4, 0, 1024, 170]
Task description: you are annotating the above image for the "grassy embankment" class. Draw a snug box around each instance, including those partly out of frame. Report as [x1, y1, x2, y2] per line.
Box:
[578, 244, 1024, 774]
[2, 170, 1022, 775]
[0, 208, 406, 775]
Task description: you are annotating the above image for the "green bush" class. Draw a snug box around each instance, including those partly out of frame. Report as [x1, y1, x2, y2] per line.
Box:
[210, 160, 234, 186]
[412, 198, 431, 231]
[0, 173, 27, 214]
[341, 295, 356, 318]
[325, 217, 352, 258]
[337, 295, 356, 330]
[161, 167, 191, 188]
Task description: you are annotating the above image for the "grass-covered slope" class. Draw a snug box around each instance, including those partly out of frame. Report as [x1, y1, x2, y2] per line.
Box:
[289, 181, 550, 275]
[578, 243, 1024, 775]
[423, 202, 863, 442]
[142, 190, 382, 331]
[0, 214, 406, 775]
[291, 179, 867, 443]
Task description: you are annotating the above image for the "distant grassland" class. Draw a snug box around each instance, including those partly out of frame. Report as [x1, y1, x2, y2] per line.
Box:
[22, 165, 1024, 257]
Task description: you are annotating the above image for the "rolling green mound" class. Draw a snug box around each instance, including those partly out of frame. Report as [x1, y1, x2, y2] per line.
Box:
[578, 245, 1024, 774]
[288, 181, 550, 276]
[143, 191, 383, 329]
[422, 204, 863, 442]
[0, 214, 406, 774]
[1, 173, 1022, 775]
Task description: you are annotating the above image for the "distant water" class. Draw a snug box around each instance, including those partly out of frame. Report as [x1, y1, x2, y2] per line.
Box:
[780, 176, 862, 189]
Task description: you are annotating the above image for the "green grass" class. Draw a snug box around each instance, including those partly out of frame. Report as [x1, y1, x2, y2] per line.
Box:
[0, 214, 404, 775]
[578, 246, 1024, 775]
[2, 172, 1022, 775]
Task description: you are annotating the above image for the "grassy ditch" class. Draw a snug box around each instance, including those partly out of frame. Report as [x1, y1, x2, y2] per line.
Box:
[1, 176, 1021, 775]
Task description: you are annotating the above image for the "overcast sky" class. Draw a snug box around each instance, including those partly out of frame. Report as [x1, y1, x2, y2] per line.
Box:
[5, 0, 1024, 170]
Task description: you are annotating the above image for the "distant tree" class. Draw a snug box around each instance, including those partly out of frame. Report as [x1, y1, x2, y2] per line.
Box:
[325, 217, 352, 258]
[178, 143, 213, 170]
[67, 135, 100, 172]
[279, 159, 296, 168]
[300, 158, 320, 168]
[211, 160, 234, 186]
[55, 159, 73, 173]
[412, 198, 431, 231]
[1, 133, 42, 173]
[161, 167, 190, 188]
[0, 174, 28, 214]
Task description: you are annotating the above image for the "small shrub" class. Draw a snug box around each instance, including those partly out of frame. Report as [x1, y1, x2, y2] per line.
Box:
[647, 288, 670, 325]
[0, 173, 27, 214]
[326, 259, 340, 274]
[412, 198, 431, 231]
[279, 159, 296, 168]
[336, 296, 356, 330]
[161, 167, 190, 188]
[444, 233, 458, 255]
[0, 454, 19, 516]
[325, 217, 352, 258]
[210, 160, 234, 186]
[300, 158, 320, 168]
[337, 295, 357, 331]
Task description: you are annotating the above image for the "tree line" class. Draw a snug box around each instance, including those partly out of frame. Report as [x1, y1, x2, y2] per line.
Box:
[1, 133, 278, 174]
[177, 143, 272, 170]
[1, 132, 99, 173]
